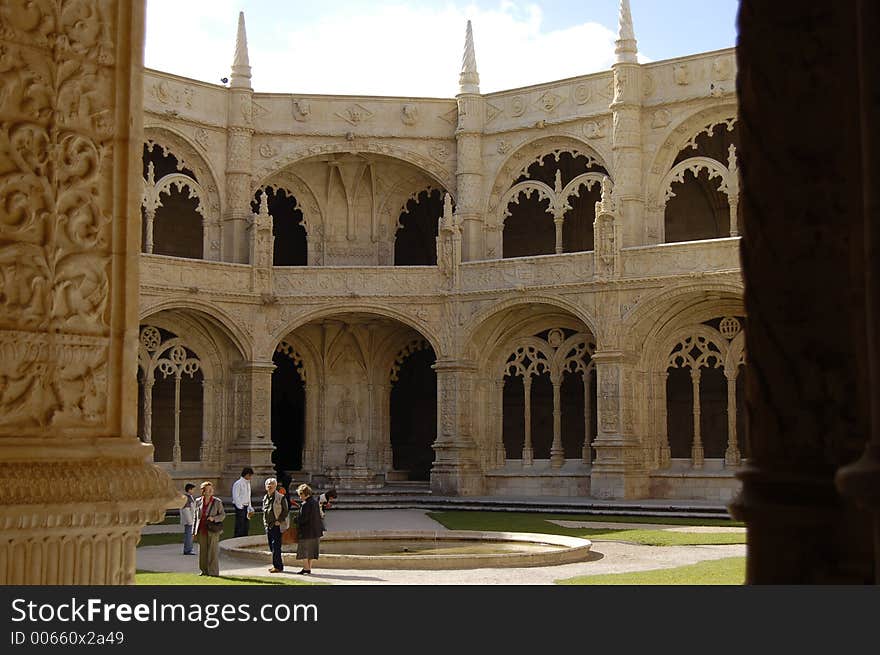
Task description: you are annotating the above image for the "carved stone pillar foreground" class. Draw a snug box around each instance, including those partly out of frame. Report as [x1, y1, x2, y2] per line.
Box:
[731, 1, 875, 583]
[431, 359, 482, 495]
[0, 1, 178, 584]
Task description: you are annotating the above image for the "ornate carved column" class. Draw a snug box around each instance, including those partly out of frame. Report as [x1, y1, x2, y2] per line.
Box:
[522, 377, 534, 466]
[455, 21, 486, 262]
[493, 378, 506, 468]
[303, 382, 319, 470]
[594, 177, 621, 279]
[730, 1, 875, 582]
[0, 1, 177, 585]
[431, 359, 482, 495]
[550, 376, 565, 468]
[143, 206, 156, 254]
[224, 362, 275, 485]
[553, 213, 565, 255]
[582, 370, 593, 465]
[224, 12, 255, 264]
[610, 1, 646, 247]
[142, 374, 154, 443]
[199, 378, 213, 463]
[172, 371, 182, 464]
[590, 351, 648, 498]
[377, 383, 393, 471]
[727, 145, 740, 237]
[690, 368, 704, 468]
[249, 190, 274, 294]
[724, 372, 741, 467]
[657, 371, 671, 467]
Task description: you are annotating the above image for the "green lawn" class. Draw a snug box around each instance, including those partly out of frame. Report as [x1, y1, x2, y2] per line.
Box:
[138, 515, 266, 548]
[557, 557, 746, 585]
[427, 511, 746, 546]
[136, 570, 317, 585]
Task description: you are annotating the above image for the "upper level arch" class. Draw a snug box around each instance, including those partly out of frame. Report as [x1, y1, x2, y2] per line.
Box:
[645, 104, 739, 244]
[463, 295, 600, 365]
[486, 136, 609, 260]
[143, 125, 222, 217]
[622, 280, 745, 367]
[256, 150, 453, 266]
[264, 302, 444, 362]
[139, 298, 252, 362]
[254, 143, 455, 195]
[486, 135, 610, 219]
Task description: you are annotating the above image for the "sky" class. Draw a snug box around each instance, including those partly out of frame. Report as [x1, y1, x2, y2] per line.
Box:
[144, 0, 739, 97]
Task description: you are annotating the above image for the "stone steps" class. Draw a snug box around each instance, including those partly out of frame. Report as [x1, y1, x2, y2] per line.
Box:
[328, 492, 732, 519]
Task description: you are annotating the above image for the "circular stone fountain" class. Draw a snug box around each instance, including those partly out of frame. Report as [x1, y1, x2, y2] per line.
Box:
[221, 530, 592, 570]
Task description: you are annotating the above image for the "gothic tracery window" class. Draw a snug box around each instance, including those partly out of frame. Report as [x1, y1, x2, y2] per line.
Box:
[498, 329, 597, 467]
[663, 120, 740, 243]
[502, 152, 606, 259]
[663, 317, 746, 467]
[141, 144, 205, 259]
[137, 326, 204, 463]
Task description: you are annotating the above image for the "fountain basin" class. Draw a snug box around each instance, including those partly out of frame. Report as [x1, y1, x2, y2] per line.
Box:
[221, 530, 592, 569]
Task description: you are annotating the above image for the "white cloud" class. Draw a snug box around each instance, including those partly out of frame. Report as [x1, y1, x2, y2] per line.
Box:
[145, 1, 620, 96]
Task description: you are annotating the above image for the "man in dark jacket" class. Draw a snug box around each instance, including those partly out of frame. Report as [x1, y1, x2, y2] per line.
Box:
[262, 478, 289, 573]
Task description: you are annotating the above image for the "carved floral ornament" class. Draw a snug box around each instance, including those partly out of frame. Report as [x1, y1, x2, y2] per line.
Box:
[0, 0, 126, 431]
[138, 326, 202, 382]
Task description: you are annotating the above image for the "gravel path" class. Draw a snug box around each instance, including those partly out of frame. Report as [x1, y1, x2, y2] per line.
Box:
[137, 510, 745, 585]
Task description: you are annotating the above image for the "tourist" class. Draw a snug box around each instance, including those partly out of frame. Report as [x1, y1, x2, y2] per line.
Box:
[180, 483, 196, 555]
[231, 467, 254, 537]
[193, 481, 225, 576]
[318, 488, 337, 518]
[262, 477, 289, 573]
[295, 483, 323, 575]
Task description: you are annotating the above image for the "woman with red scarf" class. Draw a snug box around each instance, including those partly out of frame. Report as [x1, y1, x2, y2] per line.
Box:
[192, 481, 225, 576]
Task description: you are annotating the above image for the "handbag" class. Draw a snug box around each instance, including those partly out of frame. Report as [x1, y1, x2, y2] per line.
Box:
[281, 524, 298, 544]
[204, 498, 224, 533]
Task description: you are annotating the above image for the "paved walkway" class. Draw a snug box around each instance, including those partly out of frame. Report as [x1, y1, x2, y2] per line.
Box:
[137, 510, 745, 585]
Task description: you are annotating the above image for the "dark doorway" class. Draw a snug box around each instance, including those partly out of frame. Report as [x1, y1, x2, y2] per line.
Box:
[389, 347, 437, 480]
[271, 350, 306, 476]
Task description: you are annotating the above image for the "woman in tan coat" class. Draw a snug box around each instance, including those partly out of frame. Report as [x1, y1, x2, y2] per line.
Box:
[192, 481, 225, 576]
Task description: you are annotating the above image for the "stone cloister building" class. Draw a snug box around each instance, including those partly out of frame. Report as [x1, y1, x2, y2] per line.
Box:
[137, 4, 746, 502]
[2, 0, 877, 587]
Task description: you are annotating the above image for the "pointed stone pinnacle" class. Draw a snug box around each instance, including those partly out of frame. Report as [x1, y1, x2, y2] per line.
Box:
[444, 193, 453, 222]
[615, 0, 639, 65]
[459, 20, 480, 94]
[258, 189, 270, 217]
[230, 11, 252, 89]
